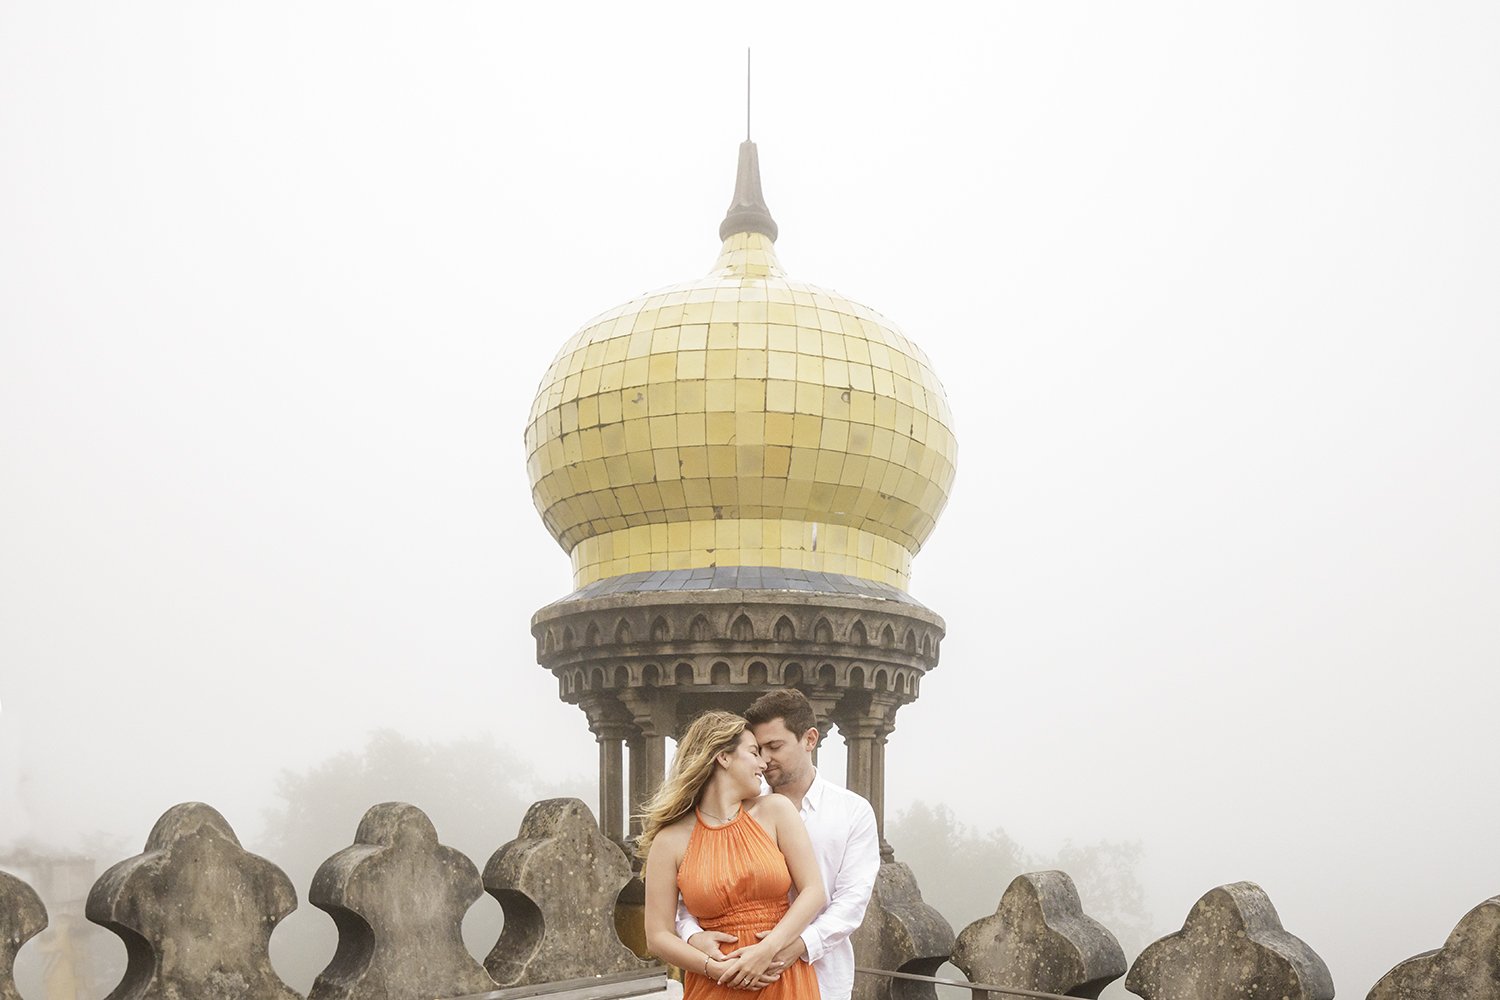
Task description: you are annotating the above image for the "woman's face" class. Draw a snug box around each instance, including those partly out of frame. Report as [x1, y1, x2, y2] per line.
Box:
[719, 730, 765, 797]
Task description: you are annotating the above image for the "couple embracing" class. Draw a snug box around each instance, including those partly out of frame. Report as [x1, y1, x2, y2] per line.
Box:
[640, 689, 881, 1000]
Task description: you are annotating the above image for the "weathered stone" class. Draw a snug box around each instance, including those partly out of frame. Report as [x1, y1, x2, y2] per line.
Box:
[1125, 881, 1333, 1000]
[85, 801, 301, 1000]
[0, 869, 47, 1000]
[533, 585, 946, 842]
[852, 861, 955, 1000]
[482, 798, 647, 986]
[1367, 895, 1500, 999]
[951, 871, 1125, 1000]
[309, 802, 496, 1000]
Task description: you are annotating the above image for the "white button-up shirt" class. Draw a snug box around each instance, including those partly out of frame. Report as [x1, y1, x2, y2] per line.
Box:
[677, 772, 881, 1000]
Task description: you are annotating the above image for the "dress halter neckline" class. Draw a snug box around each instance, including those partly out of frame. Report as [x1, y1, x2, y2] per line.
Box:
[695, 806, 746, 829]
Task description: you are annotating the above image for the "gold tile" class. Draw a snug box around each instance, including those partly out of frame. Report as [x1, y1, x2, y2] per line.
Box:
[735, 412, 765, 446]
[705, 349, 737, 380]
[647, 415, 676, 446]
[705, 379, 736, 412]
[766, 380, 797, 413]
[647, 383, 677, 416]
[736, 349, 768, 380]
[706, 412, 736, 446]
[676, 380, 706, 414]
[706, 445, 737, 477]
[735, 379, 766, 412]
[764, 411, 794, 446]
[623, 419, 651, 453]
[622, 357, 650, 388]
[677, 413, 707, 447]
[529, 231, 956, 591]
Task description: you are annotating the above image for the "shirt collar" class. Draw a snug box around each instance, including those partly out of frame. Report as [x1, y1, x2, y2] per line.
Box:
[801, 769, 827, 812]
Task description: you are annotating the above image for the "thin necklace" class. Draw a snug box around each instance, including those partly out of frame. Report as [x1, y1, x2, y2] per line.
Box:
[700, 803, 740, 823]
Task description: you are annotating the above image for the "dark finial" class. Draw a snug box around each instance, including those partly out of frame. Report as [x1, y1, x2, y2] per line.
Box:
[719, 140, 778, 242]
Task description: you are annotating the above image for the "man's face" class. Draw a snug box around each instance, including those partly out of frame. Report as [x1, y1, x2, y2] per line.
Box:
[751, 717, 817, 791]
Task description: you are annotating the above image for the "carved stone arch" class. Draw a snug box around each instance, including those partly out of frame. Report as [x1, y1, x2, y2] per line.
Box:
[611, 665, 629, 688]
[589, 666, 606, 691]
[710, 662, 732, 685]
[650, 616, 670, 642]
[921, 633, 933, 657]
[730, 614, 754, 641]
[614, 618, 632, 645]
[773, 615, 796, 641]
[570, 669, 585, 694]
[849, 665, 866, 689]
[813, 617, 834, 644]
[896, 671, 910, 695]
[689, 615, 712, 641]
[874, 668, 891, 691]
[880, 623, 897, 648]
[641, 663, 660, 686]
[561, 626, 575, 650]
[542, 630, 555, 654]
[748, 662, 769, 686]
[585, 622, 600, 647]
[817, 664, 836, 687]
[674, 662, 694, 686]
[849, 620, 868, 646]
[903, 628, 917, 654]
[781, 663, 804, 686]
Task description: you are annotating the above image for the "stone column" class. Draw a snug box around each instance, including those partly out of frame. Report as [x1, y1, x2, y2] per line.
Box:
[627, 734, 666, 838]
[619, 688, 677, 840]
[804, 691, 842, 770]
[833, 692, 902, 861]
[579, 694, 631, 843]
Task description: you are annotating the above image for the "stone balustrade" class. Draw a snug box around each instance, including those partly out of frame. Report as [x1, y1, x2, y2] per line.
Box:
[1, 798, 1495, 1000]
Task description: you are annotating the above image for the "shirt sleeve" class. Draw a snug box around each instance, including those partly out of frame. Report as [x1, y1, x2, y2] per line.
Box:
[676, 894, 706, 942]
[800, 796, 881, 963]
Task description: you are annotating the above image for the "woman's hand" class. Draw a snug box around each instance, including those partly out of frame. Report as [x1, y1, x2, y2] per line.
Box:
[715, 939, 780, 989]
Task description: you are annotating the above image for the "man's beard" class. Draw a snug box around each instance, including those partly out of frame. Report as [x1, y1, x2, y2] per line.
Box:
[765, 765, 801, 789]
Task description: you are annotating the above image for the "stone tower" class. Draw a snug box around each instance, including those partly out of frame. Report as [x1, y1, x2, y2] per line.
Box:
[526, 140, 957, 860]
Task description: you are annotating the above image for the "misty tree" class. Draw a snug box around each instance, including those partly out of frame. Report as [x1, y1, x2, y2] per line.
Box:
[257, 729, 588, 991]
[887, 802, 1152, 959]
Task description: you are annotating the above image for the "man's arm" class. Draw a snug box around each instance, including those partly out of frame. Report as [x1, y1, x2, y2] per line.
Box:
[798, 799, 880, 963]
[675, 896, 705, 942]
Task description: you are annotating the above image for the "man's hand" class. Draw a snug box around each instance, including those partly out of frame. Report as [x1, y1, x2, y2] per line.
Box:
[755, 931, 807, 965]
[721, 932, 804, 989]
[688, 930, 738, 958]
[715, 940, 780, 991]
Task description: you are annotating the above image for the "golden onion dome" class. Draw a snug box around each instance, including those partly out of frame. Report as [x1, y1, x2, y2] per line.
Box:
[526, 142, 956, 592]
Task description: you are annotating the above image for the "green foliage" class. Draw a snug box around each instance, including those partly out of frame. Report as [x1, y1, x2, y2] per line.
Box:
[888, 802, 1152, 958]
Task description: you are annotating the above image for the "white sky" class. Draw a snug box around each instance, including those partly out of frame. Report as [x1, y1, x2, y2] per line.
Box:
[2, 2, 1498, 996]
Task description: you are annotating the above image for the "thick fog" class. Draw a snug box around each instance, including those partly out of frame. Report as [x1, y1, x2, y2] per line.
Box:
[2, 4, 1497, 998]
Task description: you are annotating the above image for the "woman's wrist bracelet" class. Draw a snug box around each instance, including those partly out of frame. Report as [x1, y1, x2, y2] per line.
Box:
[703, 955, 711, 976]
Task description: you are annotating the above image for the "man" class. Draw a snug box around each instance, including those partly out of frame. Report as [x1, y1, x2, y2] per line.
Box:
[677, 689, 881, 1000]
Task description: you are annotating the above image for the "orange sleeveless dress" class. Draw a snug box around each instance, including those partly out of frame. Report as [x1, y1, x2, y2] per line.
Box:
[678, 809, 821, 1000]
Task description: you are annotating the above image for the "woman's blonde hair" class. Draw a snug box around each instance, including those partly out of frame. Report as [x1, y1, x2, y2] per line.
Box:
[635, 710, 749, 863]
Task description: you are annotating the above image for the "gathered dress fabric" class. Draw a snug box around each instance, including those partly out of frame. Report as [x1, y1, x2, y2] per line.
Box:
[678, 809, 821, 1000]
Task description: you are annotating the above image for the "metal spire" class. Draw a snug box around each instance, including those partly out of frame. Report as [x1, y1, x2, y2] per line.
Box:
[719, 50, 778, 242]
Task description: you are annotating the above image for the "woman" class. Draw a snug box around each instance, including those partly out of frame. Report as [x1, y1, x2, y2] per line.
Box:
[639, 711, 825, 999]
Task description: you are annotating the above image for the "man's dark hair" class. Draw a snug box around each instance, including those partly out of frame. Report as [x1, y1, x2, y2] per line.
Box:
[745, 688, 817, 739]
